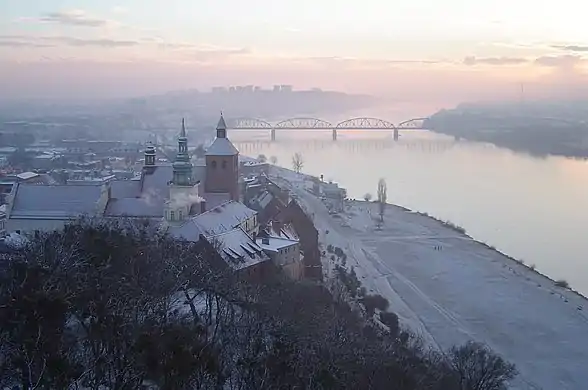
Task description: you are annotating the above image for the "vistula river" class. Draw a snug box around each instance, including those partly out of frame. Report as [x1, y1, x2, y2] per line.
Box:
[230, 128, 588, 296]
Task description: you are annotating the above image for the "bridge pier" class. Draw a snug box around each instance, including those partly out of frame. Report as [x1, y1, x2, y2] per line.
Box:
[332, 128, 337, 141]
[393, 128, 399, 141]
[270, 128, 276, 142]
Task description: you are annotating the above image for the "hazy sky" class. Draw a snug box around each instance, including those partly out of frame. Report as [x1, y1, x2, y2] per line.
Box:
[1, 1, 587, 106]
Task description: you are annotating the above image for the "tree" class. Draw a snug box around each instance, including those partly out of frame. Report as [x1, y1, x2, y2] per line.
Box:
[363, 193, 372, 202]
[448, 341, 518, 390]
[292, 152, 304, 173]
[257, 154, 267, 163]
[270, 156, 278, 165]
[377, 178, 387, 222]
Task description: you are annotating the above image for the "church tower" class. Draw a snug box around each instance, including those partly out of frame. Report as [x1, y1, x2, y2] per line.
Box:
[165, 118, 198, 224]
[205, 114, 239, 200]
[172, 118, 192, 186]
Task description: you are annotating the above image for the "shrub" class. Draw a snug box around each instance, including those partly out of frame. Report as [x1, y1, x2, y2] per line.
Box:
[362, 294, 389, 315]
[554, 279, 569, 288]
[379, 311, 399, 336]
[448, 341, 518, 390]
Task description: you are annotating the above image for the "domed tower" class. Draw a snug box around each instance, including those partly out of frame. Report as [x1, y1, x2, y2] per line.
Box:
[205, 114, 239, 200]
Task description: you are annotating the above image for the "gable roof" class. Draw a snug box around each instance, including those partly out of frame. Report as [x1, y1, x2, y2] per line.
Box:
[205, 137, 238, 156]
[192, 200, 257, 236]
[9, 183, 102, 219]
[207, 227, 268, 270]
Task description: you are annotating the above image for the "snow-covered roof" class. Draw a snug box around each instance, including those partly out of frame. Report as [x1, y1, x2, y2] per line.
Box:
[16, 172, 39, 180]
[205, 137, 239, 156]
[251, 191, 273, 209]
[208, 227, 268, 270]
[257, 236, 298, 252]
[9, 183, 103, 219]
[192, 200, 257, 236]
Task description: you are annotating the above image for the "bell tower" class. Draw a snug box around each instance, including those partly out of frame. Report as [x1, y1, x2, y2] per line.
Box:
[205, 114, 239, 200]
[172, 118, 192, 186]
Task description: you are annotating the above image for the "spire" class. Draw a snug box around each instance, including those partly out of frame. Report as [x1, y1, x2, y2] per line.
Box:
[180, 117, 187, 138]
[216, 112, 227, 138]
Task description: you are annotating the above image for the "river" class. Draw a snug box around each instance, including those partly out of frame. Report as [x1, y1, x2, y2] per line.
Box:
[230, 129, 588, 296]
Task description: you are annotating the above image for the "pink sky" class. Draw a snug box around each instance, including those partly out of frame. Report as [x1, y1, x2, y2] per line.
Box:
[2, 2, 588, 108]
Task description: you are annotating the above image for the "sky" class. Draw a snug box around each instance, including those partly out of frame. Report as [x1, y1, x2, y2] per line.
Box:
[1, 0, 588, 107]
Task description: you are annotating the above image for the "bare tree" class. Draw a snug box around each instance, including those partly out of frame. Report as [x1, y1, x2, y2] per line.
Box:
[448, 341, 518, 390]
[377, 178, 387, 222]
[292, 152, 304, 173]
[257, 154, 267, 163]
[363, 193, 372, 202]
[269, 156, 278, 165]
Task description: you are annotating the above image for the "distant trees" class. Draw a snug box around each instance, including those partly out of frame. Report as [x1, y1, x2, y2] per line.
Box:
[292, 152, 304, 173]
[0, 219, 518, 389]
[269, 155, 278, 165]
[364, 193, 372, 202]
[377, 178, 387, 222]
[257, 154, 267, 163]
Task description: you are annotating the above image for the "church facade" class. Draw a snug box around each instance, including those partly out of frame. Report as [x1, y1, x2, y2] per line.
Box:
[5, 115, 242, 233]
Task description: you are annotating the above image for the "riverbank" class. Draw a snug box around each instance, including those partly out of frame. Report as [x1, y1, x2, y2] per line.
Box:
[271, 165, 588, 390]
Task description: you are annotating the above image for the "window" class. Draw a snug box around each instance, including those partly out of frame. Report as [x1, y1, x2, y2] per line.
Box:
[170, 211, 175, 221]
[222, 160, 227, 169]
[211, 160, 217, 169]
[178, 210, 183, 220]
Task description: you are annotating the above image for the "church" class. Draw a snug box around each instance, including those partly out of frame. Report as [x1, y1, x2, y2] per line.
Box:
[5, 115, 243, 233]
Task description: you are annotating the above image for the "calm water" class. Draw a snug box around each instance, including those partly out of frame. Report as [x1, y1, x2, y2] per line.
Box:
[231, 130, 588, 295]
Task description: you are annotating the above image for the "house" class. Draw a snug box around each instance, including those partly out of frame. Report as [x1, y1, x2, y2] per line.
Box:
[168, 200, 258, 239]
[4, 115, 241, 233]
[276, 200, 322, 280]
[256, 235, 302, 280]
[201, 227, 271, 282]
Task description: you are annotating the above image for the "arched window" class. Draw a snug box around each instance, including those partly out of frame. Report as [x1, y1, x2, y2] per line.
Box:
[222, 160, 227, 169]
[178, 210, 183, 220]
[170, 210, 175, 221]
[211, 160, 217, 169]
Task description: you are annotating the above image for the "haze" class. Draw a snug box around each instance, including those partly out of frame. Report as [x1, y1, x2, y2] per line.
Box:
[2, 0, 588, 107]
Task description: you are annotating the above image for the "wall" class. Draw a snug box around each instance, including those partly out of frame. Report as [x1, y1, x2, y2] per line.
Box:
[205, 155, 239, 200]
[6, 218, 68, 233]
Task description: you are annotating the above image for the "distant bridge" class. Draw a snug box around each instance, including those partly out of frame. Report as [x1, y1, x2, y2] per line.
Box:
[226, 117, 430, 141]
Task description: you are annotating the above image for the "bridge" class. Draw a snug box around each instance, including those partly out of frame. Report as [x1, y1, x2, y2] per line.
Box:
[226, 117, 429, 141]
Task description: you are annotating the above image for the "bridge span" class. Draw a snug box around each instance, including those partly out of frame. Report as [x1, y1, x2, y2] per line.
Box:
[226, 116, 429, 141]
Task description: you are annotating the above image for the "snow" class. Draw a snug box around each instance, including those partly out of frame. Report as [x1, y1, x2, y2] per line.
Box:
[256, 236, 298, 252]
[271, 166, 588, 390]
[205, 137, 238, 156]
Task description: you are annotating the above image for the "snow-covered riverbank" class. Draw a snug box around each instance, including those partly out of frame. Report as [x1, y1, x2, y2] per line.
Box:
[271, 166, 588, 390]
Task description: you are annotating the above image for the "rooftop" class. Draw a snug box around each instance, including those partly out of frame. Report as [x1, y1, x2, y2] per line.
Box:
[205, 137, 238, 156]
[256, 236, 298, 252]
[192, 200, 257, 236]
[208, 227, 268, 270]
[9, 183, 103, 219]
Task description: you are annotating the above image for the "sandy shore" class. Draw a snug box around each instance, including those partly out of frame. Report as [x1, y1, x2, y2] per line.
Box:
[271, 167, 588, 390]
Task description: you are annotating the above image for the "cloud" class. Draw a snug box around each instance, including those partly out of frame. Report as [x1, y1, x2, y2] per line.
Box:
[38, 10, 109, 27]
[551, 45, 588, 53]
[534, 55, 585, 67]
[0, 34, 138, 48]
[463, 56, 528, 66]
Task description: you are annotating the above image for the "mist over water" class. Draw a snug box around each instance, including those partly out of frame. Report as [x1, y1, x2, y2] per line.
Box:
[233, 130, 588, 295]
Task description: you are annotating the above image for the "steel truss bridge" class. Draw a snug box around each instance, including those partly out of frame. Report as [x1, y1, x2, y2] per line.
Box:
[226, 117, 429, 141]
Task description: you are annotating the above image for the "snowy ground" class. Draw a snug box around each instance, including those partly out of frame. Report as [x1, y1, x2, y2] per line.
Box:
[271, 167, 588, 390]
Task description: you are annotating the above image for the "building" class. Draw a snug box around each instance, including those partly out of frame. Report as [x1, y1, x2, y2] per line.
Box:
[257, 221, 302, 280]
[201, 227, 271, 282]
[205, 115, 239, 201]
[5, 115, 241, 233]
